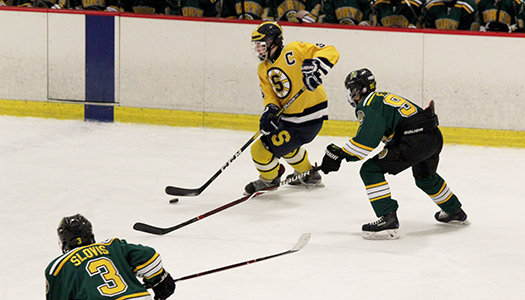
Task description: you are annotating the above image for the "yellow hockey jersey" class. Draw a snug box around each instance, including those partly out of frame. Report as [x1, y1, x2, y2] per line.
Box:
[257, 40, 339, 124]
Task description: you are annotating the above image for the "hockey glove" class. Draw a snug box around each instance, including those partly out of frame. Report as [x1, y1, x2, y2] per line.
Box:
[286, 10, 299, 22]
[260, 104, 281, 135]
[297, 10, 316, 23]
[320, 143, 345, 174]
[144, 271, 176, 300]
[485, 21, 511, 32]
[302, 58, 331, 91]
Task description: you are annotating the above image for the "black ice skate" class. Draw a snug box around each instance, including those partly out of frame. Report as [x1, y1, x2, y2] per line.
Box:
[434, 208, 471, 225]
[244, 165, 285, 195]
[362, 211, 400, 240]
[285, 168, 324, 187]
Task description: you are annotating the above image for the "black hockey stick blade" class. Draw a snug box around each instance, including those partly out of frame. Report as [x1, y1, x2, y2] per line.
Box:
[164, 186, 203, 197]
[165, 86, 307, 197]
[133, 191, 265, 235]
[173, 232, 311, 282]
[165, 131, 260, 197]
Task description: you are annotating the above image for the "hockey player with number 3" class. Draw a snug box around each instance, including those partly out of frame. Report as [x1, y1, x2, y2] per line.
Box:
[45, 214, 176, 300]
[320, 68, 470, 240]
[244, 21, 340, 195]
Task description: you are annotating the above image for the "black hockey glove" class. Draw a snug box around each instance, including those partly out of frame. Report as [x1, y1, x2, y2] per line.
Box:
[320, 143, 344, 174]
[485, 21, 511, 32]
[302, 58, 331, 91]
[260, 104, 281, 135]
[144, 271, 176, 300]
[302, 59, 323, 91]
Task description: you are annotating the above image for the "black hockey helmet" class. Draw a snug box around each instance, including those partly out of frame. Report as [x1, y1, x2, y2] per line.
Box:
[251, 21, 284, 62]
[344, 68, 376, 107]
[57, 213, 95, 254]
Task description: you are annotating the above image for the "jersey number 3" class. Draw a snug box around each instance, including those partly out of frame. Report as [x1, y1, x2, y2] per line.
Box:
[87, 257, 128, 296]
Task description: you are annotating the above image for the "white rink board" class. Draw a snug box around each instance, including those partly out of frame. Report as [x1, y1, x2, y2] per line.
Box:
[0, 10, 47, 101]
[120, 17, 207, 111]
[1, 8, 525, 130]
[48, 12, 86, 102]
[285, 26, 425, 122]
[423, 33, 525, 130]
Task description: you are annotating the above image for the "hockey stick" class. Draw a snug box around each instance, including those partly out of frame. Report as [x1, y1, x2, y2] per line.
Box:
[165, 86, 308, 197]
[135, 166, 320, 235]
[173, 232, 311, 282]
[134, 191, 264, 235]
[403, 0, 422, 28]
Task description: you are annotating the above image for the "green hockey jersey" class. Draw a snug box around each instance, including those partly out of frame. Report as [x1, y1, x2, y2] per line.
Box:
[423, 0, 480, 30]
[342, 91, 423, 161]
[45, 238, 166, 300]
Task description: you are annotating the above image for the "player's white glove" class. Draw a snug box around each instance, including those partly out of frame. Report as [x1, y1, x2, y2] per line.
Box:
[297, 10, 315, 23]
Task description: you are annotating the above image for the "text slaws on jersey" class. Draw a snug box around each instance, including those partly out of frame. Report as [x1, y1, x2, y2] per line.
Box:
[316, 43, 326, 48]
[383, 94, 417, 117]
[267, 67, 292, 99]
[86, 257, 128, 297]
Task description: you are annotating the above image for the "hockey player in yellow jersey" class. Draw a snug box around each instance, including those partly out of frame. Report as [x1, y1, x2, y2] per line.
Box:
[244, 21, 340, 195]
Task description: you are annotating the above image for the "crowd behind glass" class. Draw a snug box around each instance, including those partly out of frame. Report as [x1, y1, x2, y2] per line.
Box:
[1, 0, 523, 32]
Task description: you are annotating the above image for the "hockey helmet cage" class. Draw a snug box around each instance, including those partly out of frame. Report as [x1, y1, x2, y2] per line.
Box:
[344, 68, 376, 107]
[57, 213, 95, 254]
[251, 21, 284, 61]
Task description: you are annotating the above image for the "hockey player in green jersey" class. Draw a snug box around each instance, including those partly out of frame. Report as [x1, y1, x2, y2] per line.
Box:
[45, 214, 176, 300]
[476, 0, 525, 32]
[423, 0, 480, 30]
[370, 0, 424, 28]
[244, 21, 340, 195]
[318, 0, 373, 25]
[320, 68, 469, 240]
[262, 0, 322, 23]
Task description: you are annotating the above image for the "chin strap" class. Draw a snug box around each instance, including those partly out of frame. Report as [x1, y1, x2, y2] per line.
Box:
[268, 46, 283, 64]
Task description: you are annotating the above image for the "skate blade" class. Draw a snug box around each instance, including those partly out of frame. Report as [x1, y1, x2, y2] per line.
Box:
[243, 186, 279, 196]
[289, 181, 325, 188]
[362, 229, 400, 240]
[302, 182, 325, 188]
[446, 219, 471, 225]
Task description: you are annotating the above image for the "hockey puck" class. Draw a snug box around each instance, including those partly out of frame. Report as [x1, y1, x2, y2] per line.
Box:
[169, 198, 179, 204]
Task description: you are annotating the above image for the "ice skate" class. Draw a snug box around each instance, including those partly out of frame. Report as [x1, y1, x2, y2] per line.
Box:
[244, 164, 285, 195]
[362, 211, 400, 240]
[434, 208, 470, 225]
[285, 168, 324, 188]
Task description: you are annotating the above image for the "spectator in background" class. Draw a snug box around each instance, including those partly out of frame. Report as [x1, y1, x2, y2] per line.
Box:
[166, 0, 220, 16]
[68, 0, 126, 11]
[220, 0, 267, 19]
[318, 0, 373, 25]
[1, 0, 19, 5]
[262, 0, 322, 23]
[476, 0, 524, 32]
[16, 0, 63, 8]
[370, 0, 424, 28]
[519, 0, 525, 31]
[126, 0, 169, 14]
[423, 0, 480, 30]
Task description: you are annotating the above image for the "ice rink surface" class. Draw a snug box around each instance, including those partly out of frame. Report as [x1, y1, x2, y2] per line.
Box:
[1, 115, 525, 300]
